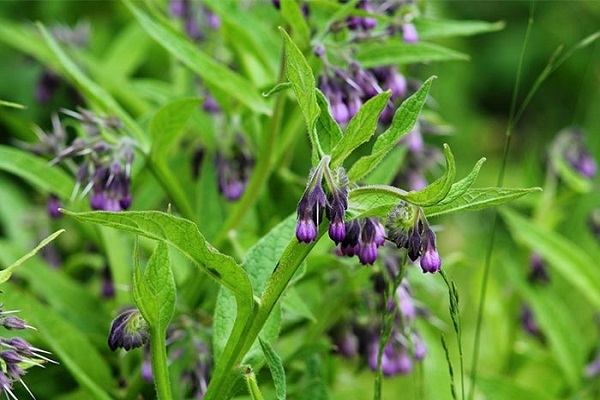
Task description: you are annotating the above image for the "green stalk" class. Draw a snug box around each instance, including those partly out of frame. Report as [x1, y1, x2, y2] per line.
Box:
[246, 368, 266, 400]
[150, 327, 172, 400]
[468, 5, 534, 399]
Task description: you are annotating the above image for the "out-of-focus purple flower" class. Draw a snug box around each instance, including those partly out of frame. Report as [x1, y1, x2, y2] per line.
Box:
[402, 23, 419, 43]
[585, 356, 600, 378]
[521, 305, 542, 338]
[528, 252, 550, 284]
[552, 127, 597, 180]
[215, 145, 254, 202]
[367, 336, 413, 376]
[36, 69, 61, 104]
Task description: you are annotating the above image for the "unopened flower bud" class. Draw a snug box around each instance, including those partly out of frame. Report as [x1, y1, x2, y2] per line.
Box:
[108, 308, 149, 351]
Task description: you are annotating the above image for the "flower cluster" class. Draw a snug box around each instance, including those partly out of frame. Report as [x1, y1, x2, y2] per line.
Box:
[295, 157, 349, 244]
[0, 308, 55, 399]
[386, 202, 441, 273]
[26, 109, 135, 213]
[337, 218, 387, 265]
[317, 62, 407, 125]
[108, 308, 149, 351]
[330, 274, 427, 377]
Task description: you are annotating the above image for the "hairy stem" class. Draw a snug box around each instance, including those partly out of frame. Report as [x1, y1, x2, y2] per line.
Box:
[150, 327, 172, 400]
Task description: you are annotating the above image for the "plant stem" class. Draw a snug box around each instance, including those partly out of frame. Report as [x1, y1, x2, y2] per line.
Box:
[150, 328, 172, 400]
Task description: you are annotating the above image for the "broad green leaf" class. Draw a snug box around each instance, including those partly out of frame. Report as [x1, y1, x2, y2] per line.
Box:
[437, 157, 486, 205]
[281, 0, 311, 50]
[279, 27, 322, 158]
[0, 230, 64, 284]
[263, 82, 292, 98]
[330, 91, 391, 167]
[504, 260, 584, 390]
[424, 187, 540, 218]
[348, 77, 435, 182]
[354, 42, 469, 68]
[62, 210, 252, 303]
[260, 338, 287, 400]
[133, 242, 176, 332]
[476, 377, 554, 400]
[2, 287, 114, 400]
[37, 23, 149, 151]
[403, 144, 456, 206]
[0, 99, 25, 109]
[125, 1, 270, 115]
[414, 18, 505, 40]
[150, 97, 201, 161]
[213, 287, 238, 363]
[500, 207, 600, 309]
[0, 145, 74, 199]
[315, 89, 343, 155]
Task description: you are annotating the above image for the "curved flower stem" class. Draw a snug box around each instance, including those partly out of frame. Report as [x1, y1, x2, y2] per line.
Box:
[150, 327, 172, 400]
[213, 51, 287, 248]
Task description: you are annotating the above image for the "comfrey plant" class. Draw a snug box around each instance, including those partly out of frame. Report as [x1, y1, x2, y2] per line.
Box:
[0, 1, 548, 399]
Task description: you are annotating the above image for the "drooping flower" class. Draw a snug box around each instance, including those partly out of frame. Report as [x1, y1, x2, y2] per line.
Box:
[108, 308, 149, 351]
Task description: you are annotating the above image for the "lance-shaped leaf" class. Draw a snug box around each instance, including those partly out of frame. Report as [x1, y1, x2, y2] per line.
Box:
[436, 157, 486, 205]
[260, 338, 287, 400]
[414, 18, 505, 40]
[126, 1, 270, 115]
[403, 143, 456, 206]
[348, 77, 434, 182]
[314, 89, 342, 155]
[423, 187, 540, 218]
[279, 27, 322, 159]
[132, 242, 175, 332]
[330, 91, 391, 168]
[348, 185, 539, 219]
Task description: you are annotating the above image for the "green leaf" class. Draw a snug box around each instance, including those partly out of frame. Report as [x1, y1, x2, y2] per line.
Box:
[281, 0, 311, 50]
[354, 42, 469, 68]
[213, 288, 238, 363]
[259, 338, 287, 400]
[403, 144, 456, 206]
[125, 1, 270, 115]
[414, 18, 505, 40]
[150, 97, 201, 161]
[133, 242, 176, 332]
[347, 77, 435, 182]
[279, 27, 322, 158]
[437, 157, 486, 205]
[0, 99, 25, 109]
[423, 187, 540, 218]
[0, 145, 74, 199]
[348, 186, 539, 219]
[314, 89, 343, 155]
[364, 145, 407, 185]
[2, 288, 114, 400]
[330, 91, 391, 167]
[0, 230, 64, 284]
[37, 23, 149, 151]
[500, 207, 600, 309]
[302, 354, 329, 400]
[63, 210, 252, 302]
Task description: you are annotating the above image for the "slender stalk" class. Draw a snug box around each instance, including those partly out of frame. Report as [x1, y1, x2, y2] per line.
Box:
[150, 328, 172, 400]
[468, 5, 535, 399]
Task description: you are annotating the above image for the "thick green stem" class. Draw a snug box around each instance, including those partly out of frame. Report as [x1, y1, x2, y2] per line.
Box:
[150, 328, 172, 400]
